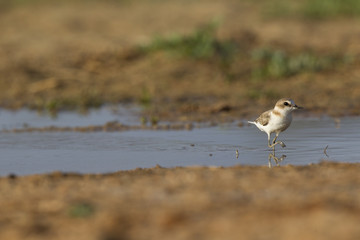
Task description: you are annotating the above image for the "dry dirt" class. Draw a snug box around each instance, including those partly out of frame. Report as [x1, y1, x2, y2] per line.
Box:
[1, 162, 360, 240]
[1, 1, 360, 239]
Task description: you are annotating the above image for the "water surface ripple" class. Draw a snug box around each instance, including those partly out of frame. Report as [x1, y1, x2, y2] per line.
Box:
[0, 108, 359, 176]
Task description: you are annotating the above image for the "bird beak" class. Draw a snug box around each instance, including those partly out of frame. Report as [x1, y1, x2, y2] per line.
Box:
[293, 104, 303, 109]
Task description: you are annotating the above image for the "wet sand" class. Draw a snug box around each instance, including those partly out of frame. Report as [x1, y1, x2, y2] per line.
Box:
[1, 162, 359, 240]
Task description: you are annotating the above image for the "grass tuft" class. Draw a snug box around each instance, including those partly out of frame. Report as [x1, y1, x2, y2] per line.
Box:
[266, 0, 360, 19]
[68, 202, 95, 218]
[251, 48, 347, 80]
[301, 0, 360, 19]
[139, 20, 237, 63]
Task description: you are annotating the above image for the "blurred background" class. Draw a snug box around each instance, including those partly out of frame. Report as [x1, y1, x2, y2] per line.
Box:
[1, 0, 360, 121]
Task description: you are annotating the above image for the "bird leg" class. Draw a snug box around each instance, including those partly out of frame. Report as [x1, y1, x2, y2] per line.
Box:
[272, 134, 278, 144]
[267, 134, 276, 149]
[268, 133, 286, 148]
[268, 152, 287, 168]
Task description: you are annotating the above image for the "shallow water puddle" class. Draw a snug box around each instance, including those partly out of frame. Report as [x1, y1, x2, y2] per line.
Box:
[0, 106, 140, 129]
[0, 108, 359, 176]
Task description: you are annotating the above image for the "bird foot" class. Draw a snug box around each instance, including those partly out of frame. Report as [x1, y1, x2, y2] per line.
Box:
[268, 141, 286, 149]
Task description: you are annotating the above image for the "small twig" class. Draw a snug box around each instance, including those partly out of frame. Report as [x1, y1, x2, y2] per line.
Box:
[323, 145, 329, 158]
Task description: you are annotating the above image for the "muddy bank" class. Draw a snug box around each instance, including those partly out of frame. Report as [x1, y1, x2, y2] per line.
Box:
[0, 162, 359, 240]
[2, 120, 197, 133]
[1, 1, 360, 121]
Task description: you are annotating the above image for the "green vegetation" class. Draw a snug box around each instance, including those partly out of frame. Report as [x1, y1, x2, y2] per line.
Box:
[139, 21, 352, 82]
[139, 88, 152, 107]
[138, 20, 241, 81]
[301, 0, 360, 19]
[139, 21, 237, 63]
[150, 116, 159, 126]
[68, 202, 95, 218]
[1, 0, 129, 7]
[266, 0, 360, 19]
[246, 88, 281, 100]
[31, 90, 102, 117]
[5, 0, 360, 19]
[251, 48, 347, 80]
[24, 20, 352, 116]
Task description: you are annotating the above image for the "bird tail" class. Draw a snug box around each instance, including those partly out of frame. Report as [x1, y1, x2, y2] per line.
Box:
[248, 121, 256, 125]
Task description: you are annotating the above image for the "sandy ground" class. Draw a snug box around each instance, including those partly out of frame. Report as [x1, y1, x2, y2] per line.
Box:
[0, 162, 359, 240]
[1, 1, 360, 239]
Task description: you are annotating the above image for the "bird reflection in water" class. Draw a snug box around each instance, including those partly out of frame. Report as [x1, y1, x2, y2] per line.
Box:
[268, 149, 286, 168]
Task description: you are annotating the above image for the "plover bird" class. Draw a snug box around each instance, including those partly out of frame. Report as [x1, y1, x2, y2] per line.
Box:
[248, 98, 303, 149]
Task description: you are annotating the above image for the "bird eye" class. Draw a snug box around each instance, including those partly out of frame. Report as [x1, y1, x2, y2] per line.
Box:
[284, 102, 289, 106]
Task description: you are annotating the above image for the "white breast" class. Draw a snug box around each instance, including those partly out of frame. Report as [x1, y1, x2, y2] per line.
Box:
[269, 111, 292, 133]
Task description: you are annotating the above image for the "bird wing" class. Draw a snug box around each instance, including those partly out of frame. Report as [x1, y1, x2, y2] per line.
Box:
[255, 110, 271, 126]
